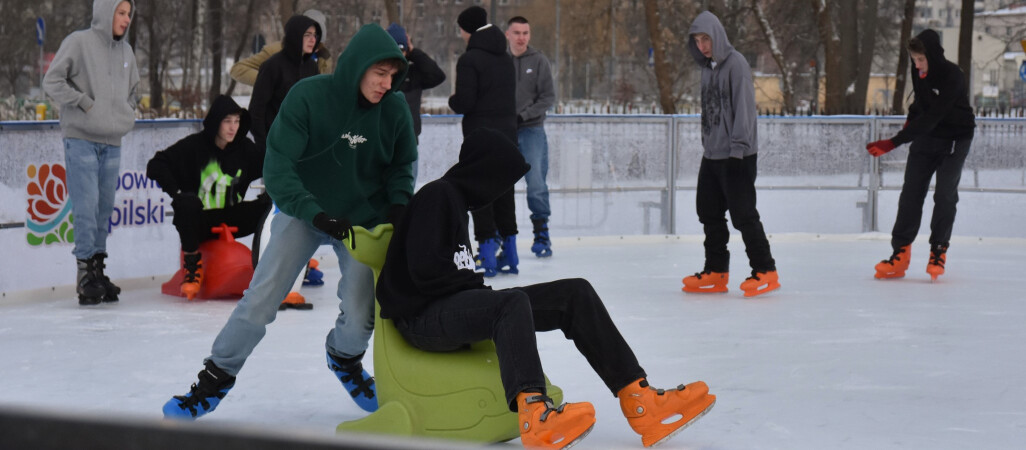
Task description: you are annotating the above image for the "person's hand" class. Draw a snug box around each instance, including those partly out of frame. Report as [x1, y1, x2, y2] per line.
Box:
[387, 204, 405, 226]
[313, 213, 356, 248]
[406, 32, 414, 52]
[171, 191, 203, 212]
[866, 139, 896, 157]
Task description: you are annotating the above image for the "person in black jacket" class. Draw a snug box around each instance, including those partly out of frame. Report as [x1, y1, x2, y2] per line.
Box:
[147, 95, 271, 298]
[448, 6, 520, 277]
[387, 23, 446, 183]
[866, 29, 975, 281]
[249, 15, 321, 151]
[376, 128, 716, 449]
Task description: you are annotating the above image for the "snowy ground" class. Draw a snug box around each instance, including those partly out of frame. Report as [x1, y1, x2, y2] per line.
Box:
[1, 233, 1024, 449]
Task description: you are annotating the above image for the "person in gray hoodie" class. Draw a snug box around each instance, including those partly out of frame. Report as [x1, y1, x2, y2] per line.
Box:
[44, 0, 139, 306]
[682, 11, 779, 298]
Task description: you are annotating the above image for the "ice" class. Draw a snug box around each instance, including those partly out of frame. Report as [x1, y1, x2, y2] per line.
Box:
[1, 233, 1025, 449]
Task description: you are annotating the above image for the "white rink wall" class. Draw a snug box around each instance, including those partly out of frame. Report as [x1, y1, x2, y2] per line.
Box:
[2, 116, 1024, 297]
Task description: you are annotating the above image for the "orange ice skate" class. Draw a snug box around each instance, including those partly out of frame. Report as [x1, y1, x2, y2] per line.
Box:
[681, 271, 729, 294]
[740, 270, 780, 297]
[926, 244, 947, 281]
[618, 379, 715, 447]
[180, 252, 204, 300]
[516, 392, 595, 449]
[875, 245, 911, 279]
[279, 292, 313, 310]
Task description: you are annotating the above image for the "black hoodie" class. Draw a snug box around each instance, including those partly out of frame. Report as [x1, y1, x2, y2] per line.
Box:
[147, 95, 262, 209]
[447, 25, 517, 142]
[250, 15, 322, 149]
[376, 128, 530, 319]
[892, 29, 975, 146]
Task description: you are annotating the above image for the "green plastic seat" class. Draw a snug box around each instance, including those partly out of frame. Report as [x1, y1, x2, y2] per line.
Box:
[336, 225, 561, 442]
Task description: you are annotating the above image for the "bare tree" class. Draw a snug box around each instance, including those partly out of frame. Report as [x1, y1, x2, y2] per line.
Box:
[957, 0, 973, 78]
[811, 0, 843, 112]
[224, 0, 261, 96]
[208, 0, 223, 101]
[642, 0, 676, 113]
[751, 0, 794, 112]
[279, 0, 298, 28]
[891, 0, 915, 114]
[384, 0, 399, 24]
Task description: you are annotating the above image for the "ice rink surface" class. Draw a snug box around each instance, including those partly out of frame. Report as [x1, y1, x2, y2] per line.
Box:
[1, 233, 1024, 449]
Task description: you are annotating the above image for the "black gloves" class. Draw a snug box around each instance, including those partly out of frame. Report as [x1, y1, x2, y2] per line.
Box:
[171, 191, 203, 213]
[313, 212, 356, 249]
[387, 204, 406, 226]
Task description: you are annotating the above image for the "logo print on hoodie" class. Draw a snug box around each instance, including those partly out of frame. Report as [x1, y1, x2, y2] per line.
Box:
[341, 132, 367, 149]
[454, 244, 475, 271]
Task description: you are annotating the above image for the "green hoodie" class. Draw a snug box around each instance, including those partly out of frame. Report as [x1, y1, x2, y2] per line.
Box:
[264, 24, 416, 228]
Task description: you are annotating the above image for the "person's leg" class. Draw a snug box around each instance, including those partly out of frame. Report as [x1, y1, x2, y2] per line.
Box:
[725, 155, 775, 272]
[94, 143, 121, 255]
[208, 213, 323, 375]
[928, 136, 971, 248]
[394, 288, 546, 410]
[493, 188, 518, 238]
[696, 158, 730, 272]
[470, 205, 498, 242]
[324, 241, 376, 359]
[200, 196, 273, 241]
[63, 138, 102, 260]
[519, 126, 551, 222]
[891, 136, 944, 251]
[172, 197, 207, 253]
[511, 279, 646, 397]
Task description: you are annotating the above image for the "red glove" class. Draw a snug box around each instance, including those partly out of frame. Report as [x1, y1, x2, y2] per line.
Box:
[866, 139, 895, 157]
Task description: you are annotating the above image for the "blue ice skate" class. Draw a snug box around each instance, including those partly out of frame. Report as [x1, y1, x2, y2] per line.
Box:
[327, 351, 378, 412]
[476, 237, 500, 277]
[531, 229, 552, 257]
[162, 361, 235, 420]
[303, 266, 324, 286]
[496, 235, 519, 274]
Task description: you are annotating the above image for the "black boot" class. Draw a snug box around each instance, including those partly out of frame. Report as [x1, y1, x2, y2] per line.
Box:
[92, 252, 120, 302]
[530, 219, 552, 257]
[76, 258, 106, 306]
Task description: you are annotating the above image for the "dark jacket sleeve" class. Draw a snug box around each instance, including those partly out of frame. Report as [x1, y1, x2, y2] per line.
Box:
[146, 137, 192, 196]
[892, 69, 964, 146]
[241, 138, 265, 188]
[407, 48, 446, 91]
[448, 55, 478, 114]
[249, 62, 278, 144]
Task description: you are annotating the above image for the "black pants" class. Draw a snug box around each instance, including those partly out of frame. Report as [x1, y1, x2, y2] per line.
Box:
[696, 155, 775, 273]
[471, 187, 518, 241]
[891, 135, 972, 251]
[172, 197, 272, 253]
[393, 278, 647, 411]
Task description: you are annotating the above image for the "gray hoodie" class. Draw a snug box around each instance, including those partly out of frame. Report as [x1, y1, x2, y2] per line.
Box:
[511, 46, 554, 128]
[44, 0, 139, 146]
[687, 11, 757, 160]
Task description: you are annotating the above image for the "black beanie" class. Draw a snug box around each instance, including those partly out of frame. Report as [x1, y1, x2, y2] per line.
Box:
[457, 6, 487, 33]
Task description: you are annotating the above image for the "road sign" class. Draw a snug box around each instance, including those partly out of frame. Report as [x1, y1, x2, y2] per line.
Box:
[35, 17, 45, 46]
[1020, 61, 1026, 82]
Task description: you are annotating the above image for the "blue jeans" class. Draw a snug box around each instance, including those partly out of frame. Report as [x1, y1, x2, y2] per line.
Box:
[63, 138, 121, 260]
[518, 126, 551, 221]
[208, 213, 375, 376]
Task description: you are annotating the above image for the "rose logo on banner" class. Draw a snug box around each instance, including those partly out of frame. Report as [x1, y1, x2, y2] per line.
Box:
[25, 163, 74, 246]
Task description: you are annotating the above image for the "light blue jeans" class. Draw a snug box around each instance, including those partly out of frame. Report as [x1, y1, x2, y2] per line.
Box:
[63, 138, 121, 260]
[208, 213, 375, 376]
[518, 126, 551, 221]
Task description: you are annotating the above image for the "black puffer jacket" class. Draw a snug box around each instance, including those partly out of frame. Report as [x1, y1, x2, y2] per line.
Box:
[147, 95, 262, 208]
[250, 15, 321, 149]
[892, 29, 975, 145]
[447, 25, 517, 142]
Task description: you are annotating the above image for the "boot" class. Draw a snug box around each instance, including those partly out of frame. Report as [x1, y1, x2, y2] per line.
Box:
[531, 219, 553, 257]
[303, 258, 324, 286]
[618, 378, 715, 448]
[516, 392, 595, 449]
[92, 252, 120, 302]
[927, 244, 948, 281]
[279, 292, 313, 310]
[162, 360, 236, 420]
[875, 245, 911, 279]
[476, 237, 500, 277]
[326, 351, 378, 412]
[681, 271, 729, 293]
[496, 234, 520, 274]
[180, 252, 204, 300]
[76, 258, 106, 306]
[739, 270, 780, 297]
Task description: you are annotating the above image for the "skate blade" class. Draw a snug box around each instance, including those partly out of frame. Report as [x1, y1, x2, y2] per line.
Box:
[742, 282, 780, 298]
[874, 271, 906, 279]
[644, 396, 716, 448]
[559, 422, 595, 449]
[681, 285, 728, 294]
[534, 249, 553, 257]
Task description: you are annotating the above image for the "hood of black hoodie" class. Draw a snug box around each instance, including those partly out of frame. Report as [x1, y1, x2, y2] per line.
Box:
[912, 29, 948, 80]
[443, 128, 529, 210]
[467, 24, 508, 56]
[201, 95, 251, 145]
[282, 15, 321, 65]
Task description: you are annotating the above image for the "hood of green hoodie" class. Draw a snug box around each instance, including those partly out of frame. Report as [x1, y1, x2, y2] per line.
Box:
[92, 0, 135, 43]
[332, 24, 409, 98]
